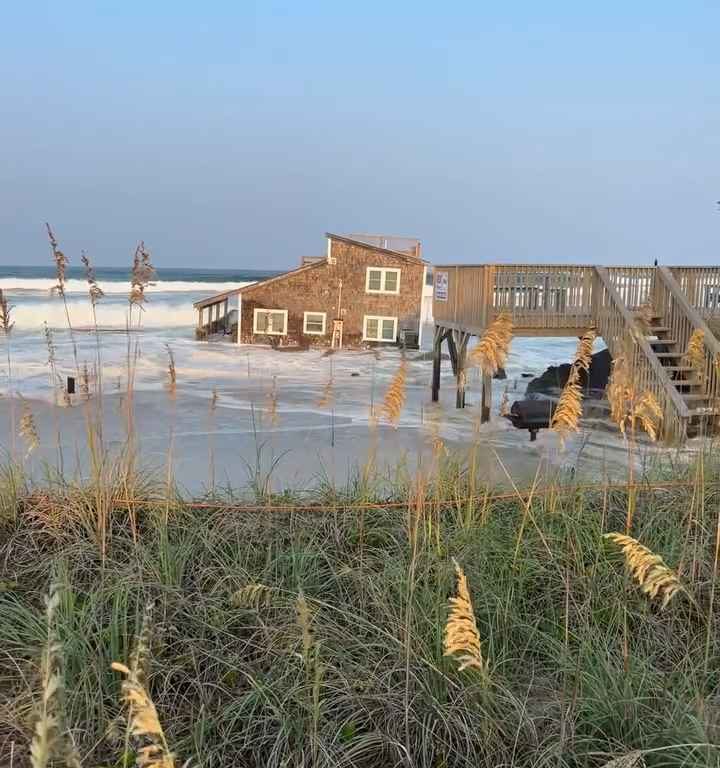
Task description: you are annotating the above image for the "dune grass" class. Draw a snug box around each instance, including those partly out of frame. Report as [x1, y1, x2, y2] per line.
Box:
[1, 452, 720, 767]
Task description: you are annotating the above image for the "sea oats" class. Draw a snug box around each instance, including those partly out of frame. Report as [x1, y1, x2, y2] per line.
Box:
[112, 603, 176, 768]
[551, 328, 596, 442]
[683, 328, 705, 380]
[469, 312, 513, 376]
[81, 251, 105, 306]
[19, 398, 40, 456]
[129, 242, 156, 306]
[0, 289, 14, 335]
[382, 356, 408, 426]
[231, 583, 272, 610]
[46, 224, 68, 297]
[444, 559, 486, 673]
[604, 532, 682, 608]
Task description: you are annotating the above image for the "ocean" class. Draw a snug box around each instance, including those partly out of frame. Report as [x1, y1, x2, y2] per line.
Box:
[0, 263, 583, 402]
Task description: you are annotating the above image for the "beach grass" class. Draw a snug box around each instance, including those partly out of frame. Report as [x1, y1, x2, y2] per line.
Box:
[1, 451, 720, 767]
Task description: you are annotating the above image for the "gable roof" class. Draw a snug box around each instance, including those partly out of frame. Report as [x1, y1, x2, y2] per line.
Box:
[193, 232, 425, 310]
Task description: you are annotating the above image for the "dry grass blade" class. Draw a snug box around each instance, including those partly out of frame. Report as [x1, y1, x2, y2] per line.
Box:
[575, 327, 596, 373]
[231, 583, 272, 609]
[469, 312, 513, 376]
[444, 559, 486, 673]
[81, 251, 105, 305]
[129, 242, 157, 306]
[607, 352, 633, 433]
[0, 289, 14, 334]
[604, 532, 682, 608]
[111, 603, 176, 768]
[683, 328, 705, 379]
[19, 397, 40, 456]
[210, 387, 219, 411]
[382, 356, 408, 426]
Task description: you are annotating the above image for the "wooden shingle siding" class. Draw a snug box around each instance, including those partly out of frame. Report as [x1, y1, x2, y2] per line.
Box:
[238, 237, 424, 347]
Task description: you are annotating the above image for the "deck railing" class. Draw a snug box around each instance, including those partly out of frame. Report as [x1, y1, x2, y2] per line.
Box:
[346, 233, 422, 258]
[594, 267, 690, 441]
[670, 267, 720, 317]
[432, 264, 595, 332]
[605, 267, 655, 310]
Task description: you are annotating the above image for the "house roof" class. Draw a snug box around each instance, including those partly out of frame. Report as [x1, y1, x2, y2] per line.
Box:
[193, 233, 425, 310]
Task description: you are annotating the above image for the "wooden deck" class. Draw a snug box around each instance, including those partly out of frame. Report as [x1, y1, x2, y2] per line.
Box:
[431, 264, 720, 442]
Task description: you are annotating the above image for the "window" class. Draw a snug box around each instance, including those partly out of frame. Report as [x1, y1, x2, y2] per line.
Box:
[363, 315, 398, 342]
[365, 267, 401, 294]
[303, 311, 326, 335]
[253, 308, 288, 336]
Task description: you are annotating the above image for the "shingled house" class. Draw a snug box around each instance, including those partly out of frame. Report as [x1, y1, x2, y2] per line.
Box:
[194, 233, 426, 348]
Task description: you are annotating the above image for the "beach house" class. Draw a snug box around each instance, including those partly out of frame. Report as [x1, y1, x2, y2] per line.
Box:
[194, 233, 427, 348]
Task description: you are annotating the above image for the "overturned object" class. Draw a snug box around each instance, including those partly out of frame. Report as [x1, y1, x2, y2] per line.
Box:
[505, 398, 556, 441]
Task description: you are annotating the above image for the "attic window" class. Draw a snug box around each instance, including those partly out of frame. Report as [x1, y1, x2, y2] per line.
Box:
[366, 267, 401, 295]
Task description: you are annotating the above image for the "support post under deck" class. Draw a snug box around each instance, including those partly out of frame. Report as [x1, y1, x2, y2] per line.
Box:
[480, 372, 492, 423]
[451, 330, 470, 409]
[431, 326, 443, 402]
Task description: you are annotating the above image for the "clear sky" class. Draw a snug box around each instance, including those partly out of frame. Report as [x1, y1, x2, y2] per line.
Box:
[1, 1, 718, 269]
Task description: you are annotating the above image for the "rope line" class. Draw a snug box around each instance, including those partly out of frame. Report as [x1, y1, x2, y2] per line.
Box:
[20, 478, 717, 515]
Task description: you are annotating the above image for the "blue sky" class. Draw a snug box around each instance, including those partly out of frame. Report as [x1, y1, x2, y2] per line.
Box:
[1, 1, 718, 268]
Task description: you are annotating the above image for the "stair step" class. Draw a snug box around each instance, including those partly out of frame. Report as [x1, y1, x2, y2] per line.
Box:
[683, 394, 712, 402]
[648, 338, 677, 346]
[654, 352, 682, 358]
[664, 366, 695, 372]
[647, 326, 671, 334]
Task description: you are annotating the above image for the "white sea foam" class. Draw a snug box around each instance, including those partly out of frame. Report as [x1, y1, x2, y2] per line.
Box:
[10, 299, 200, 330]
[0, 278, 251, 295]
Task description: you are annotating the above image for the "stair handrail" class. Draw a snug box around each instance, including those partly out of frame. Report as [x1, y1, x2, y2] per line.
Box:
[657, 265, 720, 402]
[594, 267, 691, 422]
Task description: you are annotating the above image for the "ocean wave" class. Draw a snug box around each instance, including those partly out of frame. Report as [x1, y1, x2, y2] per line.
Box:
[0, 278, 252, 295]
[11, 299, 204, 329]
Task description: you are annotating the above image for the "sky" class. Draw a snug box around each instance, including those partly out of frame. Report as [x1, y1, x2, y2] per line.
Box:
[1, 1, 719, 269]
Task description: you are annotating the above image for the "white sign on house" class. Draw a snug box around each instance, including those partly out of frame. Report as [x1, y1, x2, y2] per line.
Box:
[434, 271, 449, 301]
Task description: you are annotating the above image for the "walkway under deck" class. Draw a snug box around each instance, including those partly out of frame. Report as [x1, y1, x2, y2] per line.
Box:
[431, 264, 720, 442]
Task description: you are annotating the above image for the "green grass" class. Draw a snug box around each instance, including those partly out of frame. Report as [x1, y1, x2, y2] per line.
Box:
[1, 453, 720, 767]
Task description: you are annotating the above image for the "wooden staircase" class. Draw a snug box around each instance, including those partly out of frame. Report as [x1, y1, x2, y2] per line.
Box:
[431, 261, 720, 443]
[637, 309, 717, 435]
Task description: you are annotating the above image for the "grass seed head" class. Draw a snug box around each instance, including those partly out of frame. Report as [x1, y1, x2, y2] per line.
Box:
[19, 398, 40, 456]
[382, 356, 408, 427]
[444, 559, 486, 673]
[231, 583, 272, 610]
[130, 242, 156, 306]
[164, 345, 176, 398]
[683, 328, 705, 379]
[46, 223, 68, 297]
[469, 312, 513, 376]
[81, 251, 105, 306]
[604, 532, 682, 608]
[0, 289, 14, 335]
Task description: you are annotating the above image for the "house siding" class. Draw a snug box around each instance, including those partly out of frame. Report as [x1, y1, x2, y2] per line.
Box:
[238, 238, 424, 347]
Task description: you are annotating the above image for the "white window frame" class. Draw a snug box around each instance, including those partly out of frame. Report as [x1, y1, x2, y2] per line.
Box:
[363, 315, 398, 342]
[365, 267, 401, 295]
[303, 311, 326, 335]
[253, 308, 288, 336]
